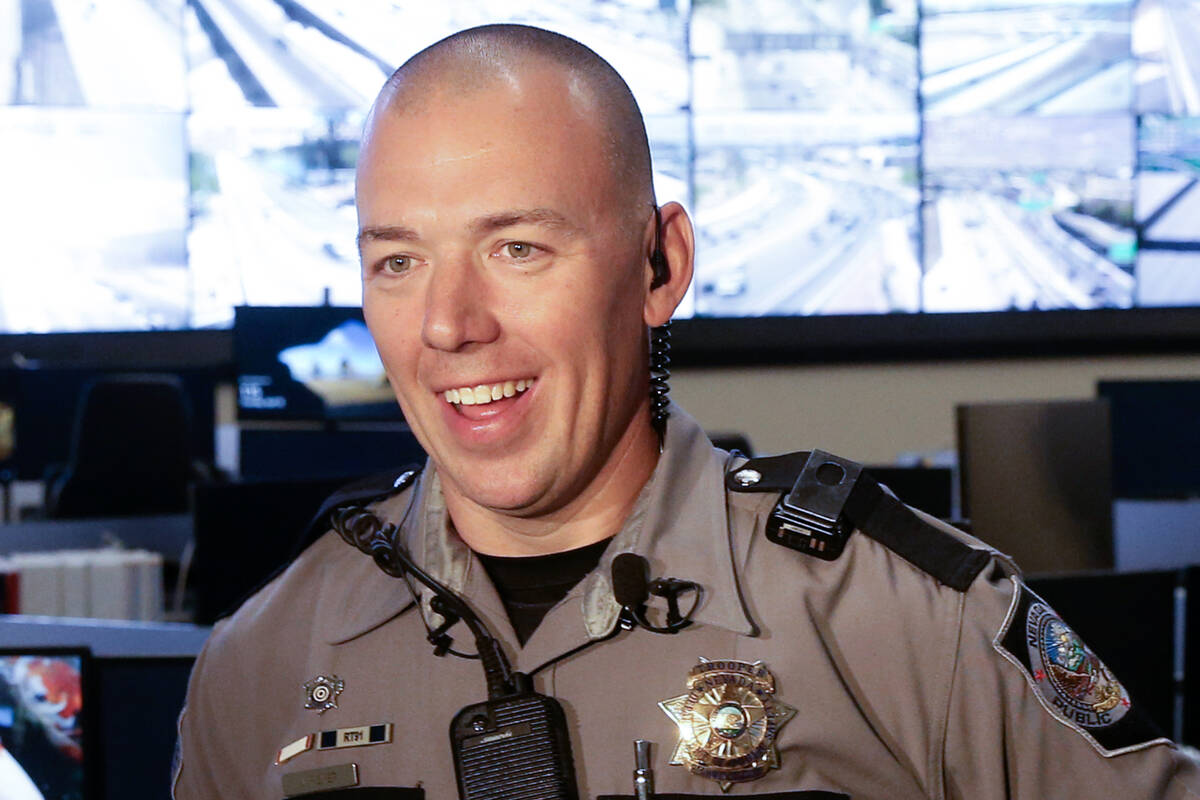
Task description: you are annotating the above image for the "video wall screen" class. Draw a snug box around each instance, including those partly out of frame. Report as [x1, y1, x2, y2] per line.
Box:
[2, 0, 1198, 336]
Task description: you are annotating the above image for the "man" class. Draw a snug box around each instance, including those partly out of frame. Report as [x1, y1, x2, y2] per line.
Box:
[174, 24, 1200, 799]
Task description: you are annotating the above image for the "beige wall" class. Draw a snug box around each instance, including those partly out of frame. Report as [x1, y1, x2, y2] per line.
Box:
[673, 354, 1200, 464]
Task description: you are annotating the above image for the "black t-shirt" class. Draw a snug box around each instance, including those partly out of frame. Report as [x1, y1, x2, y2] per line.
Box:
[476, 538, 613, 646]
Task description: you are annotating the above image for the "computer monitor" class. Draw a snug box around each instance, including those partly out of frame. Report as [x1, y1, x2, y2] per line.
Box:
[234, 305, 402, 423]
[1098, 380, 1200, 500]
[191, 476, 364, 624]
[238, 427, 424, 483]
[94, 656, 194, 800]
[957, 399, 1113, 573]
[0, 368, 15, 481]
[0, 647, 98, 800]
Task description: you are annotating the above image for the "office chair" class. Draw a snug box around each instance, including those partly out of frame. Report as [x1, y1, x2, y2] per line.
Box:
[44, 374, 203, 518]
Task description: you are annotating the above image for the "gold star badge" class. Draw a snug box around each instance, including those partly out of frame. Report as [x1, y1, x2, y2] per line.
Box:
[658, 658, 796, 792]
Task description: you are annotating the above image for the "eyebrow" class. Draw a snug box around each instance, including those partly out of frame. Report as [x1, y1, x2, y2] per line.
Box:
[357, 208, 578, 251]
[468, 208, 578, 235]
[357, 225, 420, 250]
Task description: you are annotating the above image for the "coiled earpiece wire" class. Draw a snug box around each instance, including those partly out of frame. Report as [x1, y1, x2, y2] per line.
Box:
[648, 205, 671, 450]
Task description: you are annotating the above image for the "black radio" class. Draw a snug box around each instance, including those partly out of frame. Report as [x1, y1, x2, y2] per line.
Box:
[451, 689, 579, 800]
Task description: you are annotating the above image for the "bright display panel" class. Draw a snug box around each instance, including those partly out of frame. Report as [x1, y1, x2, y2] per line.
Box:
[0, 652, 89, 800]
[1, 0, 1196, 334]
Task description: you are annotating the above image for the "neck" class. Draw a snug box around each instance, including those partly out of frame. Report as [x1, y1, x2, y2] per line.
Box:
[442, 407, 662, 556]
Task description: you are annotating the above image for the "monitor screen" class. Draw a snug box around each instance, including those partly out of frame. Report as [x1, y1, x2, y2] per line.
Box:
[0, 648, 95, 800]
[1098, 379, 1200, 499]
[2, 0, 1198, 359]
[93, 656, 194, 800]
[234, 305, 399, 421]
[0, 369, 15, 478]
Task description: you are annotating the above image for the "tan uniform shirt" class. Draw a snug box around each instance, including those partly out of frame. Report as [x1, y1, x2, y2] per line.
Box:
[174, 409, 1200, 799]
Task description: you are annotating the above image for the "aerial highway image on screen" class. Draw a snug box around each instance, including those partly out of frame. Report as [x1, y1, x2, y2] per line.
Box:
[921, 0, 1133, 117]
[183, 0, 688, 326]
[923, 115, 1136, 311]
[693, 113, 921, 316]
[184, 0, 688, 115]
[0, 107, 190, 333]
[1134, 0, 1200, 115]
[1136, 115, 1200, 305]
[187, 108, 366, 327]
[1, 0, 186, 109]
[5, 0, 1197, 336]
[690, 0, 922, 316]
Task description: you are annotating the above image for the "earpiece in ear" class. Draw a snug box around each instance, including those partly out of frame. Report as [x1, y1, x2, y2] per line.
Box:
[649, 205, 669, 290]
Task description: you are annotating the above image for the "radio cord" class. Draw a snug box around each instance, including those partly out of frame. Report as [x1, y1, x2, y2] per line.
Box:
[332, 506, 515, 699]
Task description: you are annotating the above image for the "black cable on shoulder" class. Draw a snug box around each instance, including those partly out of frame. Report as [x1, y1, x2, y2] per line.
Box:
[331, 506, 515, 698]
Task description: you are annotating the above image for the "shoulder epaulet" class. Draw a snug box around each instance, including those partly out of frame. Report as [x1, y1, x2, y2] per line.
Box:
[293, 464, 423, 558]
[726, 450, 989, 592]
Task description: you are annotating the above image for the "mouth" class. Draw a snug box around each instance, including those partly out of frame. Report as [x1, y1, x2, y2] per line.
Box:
[442, 377, 536, 408]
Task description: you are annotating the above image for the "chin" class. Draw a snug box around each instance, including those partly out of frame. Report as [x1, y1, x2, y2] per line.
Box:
[446, 470, 551, 515]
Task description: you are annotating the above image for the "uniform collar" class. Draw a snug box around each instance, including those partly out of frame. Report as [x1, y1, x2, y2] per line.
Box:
[574, 406, 757, 639]
[322, 406, 757, 646]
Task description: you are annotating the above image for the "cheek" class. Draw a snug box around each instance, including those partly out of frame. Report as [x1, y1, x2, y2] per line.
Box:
[364, 300, 419, 380]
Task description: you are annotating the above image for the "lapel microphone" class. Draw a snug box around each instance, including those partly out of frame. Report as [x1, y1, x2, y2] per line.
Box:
[611, 553, 702, 634]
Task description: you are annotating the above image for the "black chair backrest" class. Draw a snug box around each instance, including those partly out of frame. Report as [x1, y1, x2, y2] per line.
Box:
[47, 374, 194, 518]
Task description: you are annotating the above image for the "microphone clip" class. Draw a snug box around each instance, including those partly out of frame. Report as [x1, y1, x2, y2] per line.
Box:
[648, 577, 699, 630]
[612, 553, 702, 634]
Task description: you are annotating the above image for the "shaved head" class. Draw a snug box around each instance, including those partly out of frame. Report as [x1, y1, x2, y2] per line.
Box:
[354, 23, 696, 547]
[369, 24, 655, 223]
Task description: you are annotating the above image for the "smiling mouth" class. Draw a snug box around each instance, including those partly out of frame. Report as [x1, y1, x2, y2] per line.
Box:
[443, 378, 535, 407]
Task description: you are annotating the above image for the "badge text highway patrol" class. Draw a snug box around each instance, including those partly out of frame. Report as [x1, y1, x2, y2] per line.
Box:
[659, 659, 796, 792]
[303, 674, 344, 713]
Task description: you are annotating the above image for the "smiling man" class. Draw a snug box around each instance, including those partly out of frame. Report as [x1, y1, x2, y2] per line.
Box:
[174, 25, 1200, 800]
[354, 35, 688, 557]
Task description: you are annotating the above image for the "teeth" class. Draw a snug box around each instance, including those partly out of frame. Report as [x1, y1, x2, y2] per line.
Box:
[446, 378, 535, 407]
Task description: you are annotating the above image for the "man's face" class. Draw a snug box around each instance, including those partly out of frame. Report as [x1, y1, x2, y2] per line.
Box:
[356, 67, 655, 519]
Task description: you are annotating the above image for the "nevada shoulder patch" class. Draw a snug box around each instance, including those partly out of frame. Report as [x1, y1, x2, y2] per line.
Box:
[994, 582, 1169, 756]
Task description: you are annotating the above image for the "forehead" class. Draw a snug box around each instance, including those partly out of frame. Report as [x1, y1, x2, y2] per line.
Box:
[356, 70, 618, 225]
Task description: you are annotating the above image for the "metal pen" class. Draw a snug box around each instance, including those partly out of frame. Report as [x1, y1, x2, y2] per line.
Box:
[633, 739, 654, 800]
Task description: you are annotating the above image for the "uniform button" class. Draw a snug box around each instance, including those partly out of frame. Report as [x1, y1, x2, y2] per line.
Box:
[732, 468, 761, 487]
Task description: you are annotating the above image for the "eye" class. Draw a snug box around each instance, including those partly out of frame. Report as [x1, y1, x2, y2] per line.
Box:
[381, 255, 413, 274]
[503, 241, 536, 260]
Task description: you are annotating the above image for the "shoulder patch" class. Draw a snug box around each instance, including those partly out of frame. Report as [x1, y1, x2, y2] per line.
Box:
[727, 450, 990, 591]
[994, 582, 1169, 756]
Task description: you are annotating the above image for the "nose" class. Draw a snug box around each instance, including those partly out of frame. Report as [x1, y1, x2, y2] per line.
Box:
[420, 256, 500, 352]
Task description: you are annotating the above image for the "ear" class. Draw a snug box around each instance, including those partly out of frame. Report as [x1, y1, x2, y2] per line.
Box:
[642, 201, 695, 327]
